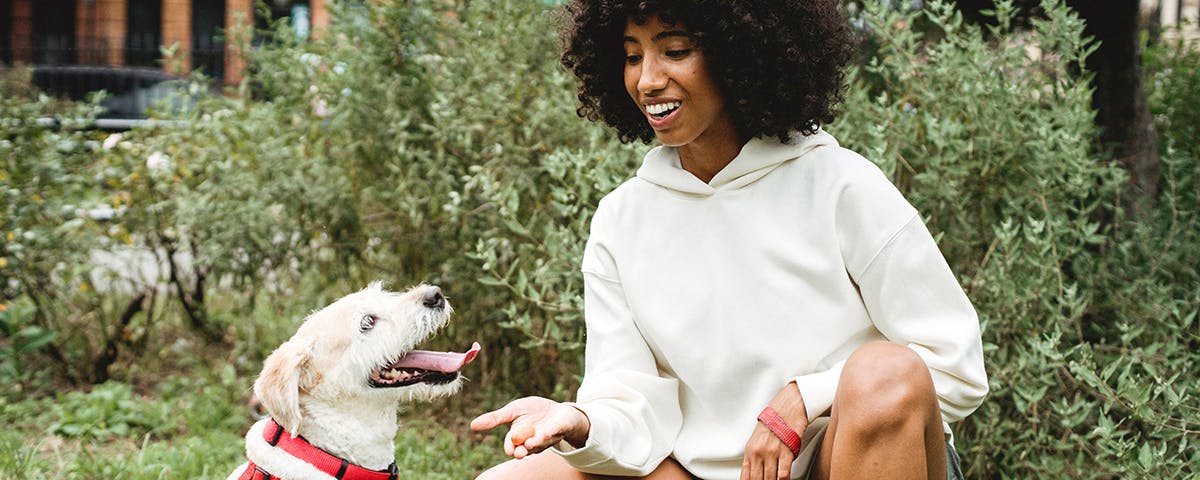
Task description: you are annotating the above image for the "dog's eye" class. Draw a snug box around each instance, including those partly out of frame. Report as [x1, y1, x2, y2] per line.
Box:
[359, 314, 379, 333]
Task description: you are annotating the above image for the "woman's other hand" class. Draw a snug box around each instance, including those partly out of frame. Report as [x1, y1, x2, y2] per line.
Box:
[470, 396, 592, 459]
[741, 382, 808, 480]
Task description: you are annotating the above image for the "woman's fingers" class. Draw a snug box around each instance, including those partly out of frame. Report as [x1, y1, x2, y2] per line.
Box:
[508, 421, 545, 457]
[473, 397, 567, 458]
[471, 406, 516, 431]
[472, 396, 549, 432]
[741, 456, 788, 480]
[503, 428, 516, 456]
[750, 458, 765, 479]
[510, 423, 536, 445]
[740, 423, 796, 480]
[776, 453, 792, 479]
[523, 429, 566, 455]
[475, 398, 591, 459]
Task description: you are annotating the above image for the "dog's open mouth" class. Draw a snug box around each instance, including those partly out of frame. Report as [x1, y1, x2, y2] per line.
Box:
[369, 342, 480, 388]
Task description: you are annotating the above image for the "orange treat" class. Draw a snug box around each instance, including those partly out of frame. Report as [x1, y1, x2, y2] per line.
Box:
[511, 424, 535, 446]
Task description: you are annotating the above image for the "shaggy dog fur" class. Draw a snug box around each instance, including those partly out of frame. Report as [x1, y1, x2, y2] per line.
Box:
[226, 282, 477, 480]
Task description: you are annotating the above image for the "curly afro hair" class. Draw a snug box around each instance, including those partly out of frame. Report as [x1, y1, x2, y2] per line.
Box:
[559, 0, 855, 144]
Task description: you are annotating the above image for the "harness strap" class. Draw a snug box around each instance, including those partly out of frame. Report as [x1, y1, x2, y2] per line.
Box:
[258, 419, 399, 480]
[236, 461, 273, 480]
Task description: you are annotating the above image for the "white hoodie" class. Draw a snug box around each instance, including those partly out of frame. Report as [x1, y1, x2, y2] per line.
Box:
[554, 131, 989, 479]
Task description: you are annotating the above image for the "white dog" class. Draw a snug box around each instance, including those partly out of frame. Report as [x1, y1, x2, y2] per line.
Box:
[227, 282, 479, 480]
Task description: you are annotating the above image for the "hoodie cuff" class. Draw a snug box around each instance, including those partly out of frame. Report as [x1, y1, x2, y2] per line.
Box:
[550, 402, 613, 469]
[790, 360, 846, 424]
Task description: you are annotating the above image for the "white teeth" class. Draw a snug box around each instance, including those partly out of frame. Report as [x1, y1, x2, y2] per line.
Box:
[380, 368, 417, 381]
[646, 101, 680, 115]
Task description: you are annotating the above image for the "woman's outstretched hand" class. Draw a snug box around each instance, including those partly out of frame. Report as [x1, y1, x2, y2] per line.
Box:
[741, 382, 809, 480]
[470, 396, 592, 459]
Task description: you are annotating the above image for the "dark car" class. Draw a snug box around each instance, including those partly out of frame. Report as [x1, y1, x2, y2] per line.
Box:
[31, 65, 205, 123]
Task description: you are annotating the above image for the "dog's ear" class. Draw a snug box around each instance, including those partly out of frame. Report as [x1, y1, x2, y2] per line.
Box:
[254, 339, 313, 434]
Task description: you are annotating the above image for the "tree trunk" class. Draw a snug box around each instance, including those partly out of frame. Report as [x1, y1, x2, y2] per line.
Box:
[953, 0, 1162, 211]
[1067, 0, 1161, 211]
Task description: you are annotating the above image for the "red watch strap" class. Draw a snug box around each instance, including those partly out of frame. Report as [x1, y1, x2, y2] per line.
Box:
[757, 406, 802, 456]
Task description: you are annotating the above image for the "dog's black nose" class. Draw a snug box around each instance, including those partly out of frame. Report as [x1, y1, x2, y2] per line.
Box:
[422, 287, 445, 309]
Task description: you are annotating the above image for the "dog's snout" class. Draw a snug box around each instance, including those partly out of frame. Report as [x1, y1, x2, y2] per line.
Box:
[422, 287, 445, 309]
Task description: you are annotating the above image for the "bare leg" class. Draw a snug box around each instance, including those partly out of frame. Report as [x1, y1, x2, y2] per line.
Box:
[476, 451, 694, 480]
[811, 341, 946, 480]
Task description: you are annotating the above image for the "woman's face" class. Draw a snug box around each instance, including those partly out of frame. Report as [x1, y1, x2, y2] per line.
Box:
[622, 15, 737, 149]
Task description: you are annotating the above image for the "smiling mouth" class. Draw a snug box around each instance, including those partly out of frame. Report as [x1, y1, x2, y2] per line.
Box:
[646, 101, 680, 120]
[369, 368, 460, 388]
[368, 342, 481, 388]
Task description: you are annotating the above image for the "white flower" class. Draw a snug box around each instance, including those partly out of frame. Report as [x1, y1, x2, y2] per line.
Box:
[85, 205, 116, 221]
[300, 52, 322, 67]
[102, 133, 122, 150]
[416, 54, 444, 66]
[313, 98, 330, 118]
[146, 151, 170, 170]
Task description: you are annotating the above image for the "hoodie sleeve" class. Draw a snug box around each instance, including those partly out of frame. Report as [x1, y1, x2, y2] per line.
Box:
[796, 152, 988, 424]
[853, 215, 989, 423]
[550, 201, 683, 475]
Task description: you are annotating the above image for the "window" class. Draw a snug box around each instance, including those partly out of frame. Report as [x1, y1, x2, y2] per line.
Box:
[255, 0, 311, 43]
[192, 0, 226, 80]
[126, 0, 162, 67]
[33, 0, 75, 65]
[0, 0, 12, 64]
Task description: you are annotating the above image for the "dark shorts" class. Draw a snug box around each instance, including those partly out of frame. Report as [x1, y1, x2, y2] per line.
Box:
[946, 439, 966, 480]
[797, 421, 966, 480]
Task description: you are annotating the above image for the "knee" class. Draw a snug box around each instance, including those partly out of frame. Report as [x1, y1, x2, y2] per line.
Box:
[835, 342, 937, 431]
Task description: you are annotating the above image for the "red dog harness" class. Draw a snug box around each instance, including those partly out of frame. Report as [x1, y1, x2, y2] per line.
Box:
[237, 419, 399, 480]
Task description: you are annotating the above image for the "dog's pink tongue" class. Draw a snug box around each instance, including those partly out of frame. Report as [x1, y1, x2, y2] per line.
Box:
[394, 342, 480, 373]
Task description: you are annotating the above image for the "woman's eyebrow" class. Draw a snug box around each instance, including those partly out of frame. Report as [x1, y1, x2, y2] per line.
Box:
[654, 30, 691, 41]
[622, 30, 691, 44]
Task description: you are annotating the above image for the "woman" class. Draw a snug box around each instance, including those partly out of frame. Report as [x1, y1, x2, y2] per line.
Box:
[471, 1, 988, 479]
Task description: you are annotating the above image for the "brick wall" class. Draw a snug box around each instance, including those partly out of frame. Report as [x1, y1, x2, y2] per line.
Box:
[5, 0, 333, 85]
[311, 0, 330, 37]
[75, 0, 127, 65]
[162, 0, 191, 73]
[11, 0, 33, 64]
[223, 0, 252, 87]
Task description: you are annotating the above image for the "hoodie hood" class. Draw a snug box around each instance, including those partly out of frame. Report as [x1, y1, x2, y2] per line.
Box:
[635, 129, 838, 196]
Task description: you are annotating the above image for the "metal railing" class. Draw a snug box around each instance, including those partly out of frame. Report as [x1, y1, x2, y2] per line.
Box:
[1, 34, 226, 79]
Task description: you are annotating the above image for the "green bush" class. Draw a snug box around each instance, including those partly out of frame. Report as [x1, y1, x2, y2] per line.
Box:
[835, 1, 1198, 476]
[231, 0, 644, 393]
[0, 69, 140, 392]
[48, 381, 171, 439]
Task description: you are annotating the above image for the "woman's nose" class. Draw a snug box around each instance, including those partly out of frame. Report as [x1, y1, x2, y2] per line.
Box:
[638, 58, 668, 94]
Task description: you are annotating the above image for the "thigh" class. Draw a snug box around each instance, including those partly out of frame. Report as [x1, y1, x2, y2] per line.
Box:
[476, 451, 695, 480]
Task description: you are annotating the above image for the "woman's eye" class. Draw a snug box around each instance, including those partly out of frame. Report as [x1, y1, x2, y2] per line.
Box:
[666, 49, 691, 58]
[625, 54, 643, 64]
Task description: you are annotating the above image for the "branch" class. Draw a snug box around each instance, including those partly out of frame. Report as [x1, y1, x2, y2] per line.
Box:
[92, 294, 145, 384]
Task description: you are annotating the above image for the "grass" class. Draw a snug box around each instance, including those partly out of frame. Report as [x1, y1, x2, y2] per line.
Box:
[0, 371, 512, 480]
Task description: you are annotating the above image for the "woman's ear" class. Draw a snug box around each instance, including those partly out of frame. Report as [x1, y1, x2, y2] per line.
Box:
[254, 339, 313, 434]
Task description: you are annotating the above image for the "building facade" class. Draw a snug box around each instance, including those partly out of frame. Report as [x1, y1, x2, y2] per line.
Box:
[1, 0, 331, 87]
[1148, 0, 1200, 41]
